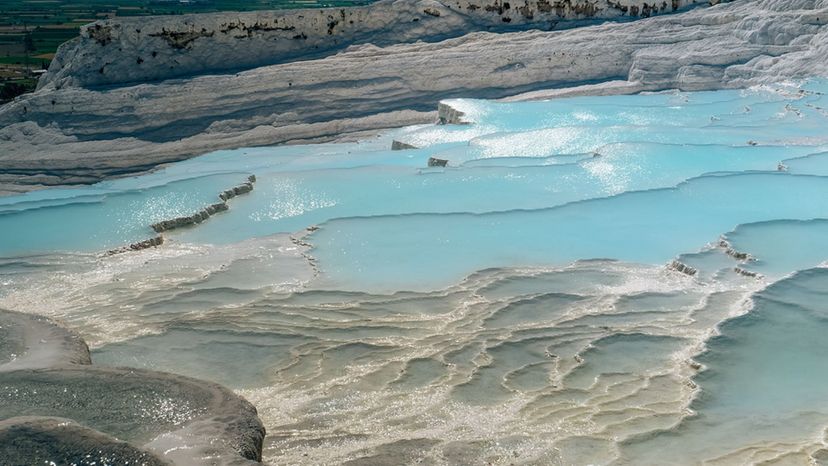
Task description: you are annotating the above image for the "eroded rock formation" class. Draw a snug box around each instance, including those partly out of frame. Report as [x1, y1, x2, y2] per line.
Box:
[0, 308, 91, 370]
[669, 260, 698, 276]
[0, 417, 170, 466]
[104, 175, 254, 255]
[39, 0, 720, 90]
[734, 266, 762, 278]
[0, 308, 266, 465]
[152, 176, 254, 233]
[106, 235, 164, 255]
[719, 239, 754, 261]
[438, 102, 470, 125]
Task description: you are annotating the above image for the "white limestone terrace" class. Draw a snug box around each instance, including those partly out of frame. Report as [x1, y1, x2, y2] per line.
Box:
[0, 308, 91, 370]
[0, 308, 266, 465]
[38, 0, 722, 90]
[1, 0, 827, 192]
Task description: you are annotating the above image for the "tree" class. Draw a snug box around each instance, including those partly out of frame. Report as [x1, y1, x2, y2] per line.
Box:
[22, 22, 35, 74]
[23, 33, 35, 54]
[0, 82, 29, 103]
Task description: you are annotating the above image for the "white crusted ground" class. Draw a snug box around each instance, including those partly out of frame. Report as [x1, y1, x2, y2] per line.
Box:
[1, 0, 826, 191]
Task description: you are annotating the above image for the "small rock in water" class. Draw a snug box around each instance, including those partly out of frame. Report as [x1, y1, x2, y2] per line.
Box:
[669, 260, 698, 276]
[391, 140, 418, 151]
[107, 236, 164, 255]
[428, 157, 448, 167]
[734, 267, 762, 279]
[719, 239, 752, 261]
[727, 249, 751, 261]
[129, 236, 163, 251]
[152, 178, 252, 232]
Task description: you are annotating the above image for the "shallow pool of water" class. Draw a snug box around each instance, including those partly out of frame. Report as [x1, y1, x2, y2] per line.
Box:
[2, 80, 828, 464]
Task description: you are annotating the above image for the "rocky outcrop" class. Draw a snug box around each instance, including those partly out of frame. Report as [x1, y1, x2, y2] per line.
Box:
[106, 235, 164, 255]
[0, 367, 265, 465]
[0, 308, 91, 370]
[438, 102, 470, 125]
[1, 0, 827, 191]
[668, 260, 698, 276]
[219, 179, 254, 201]
[0, 307, 266, 465]
[718, 239, 754, 262]
[103, 175, 254, 255]
[0, 417, 169, 466]
[151, 202, 229, 233]
[151, 176, 254, 233]
[38, 0, 721, 90]
[734, 266, 762, 278]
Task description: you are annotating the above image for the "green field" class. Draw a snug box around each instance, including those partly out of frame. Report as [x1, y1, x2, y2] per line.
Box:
[0, 0, 375, 102]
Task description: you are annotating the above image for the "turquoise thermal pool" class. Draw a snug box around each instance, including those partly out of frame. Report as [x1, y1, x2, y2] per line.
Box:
[2, 80, 828, 464]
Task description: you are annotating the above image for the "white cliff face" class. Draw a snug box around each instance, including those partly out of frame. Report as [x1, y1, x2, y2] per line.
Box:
[39, 0, 720, 90]
[2, 0, 827, 191]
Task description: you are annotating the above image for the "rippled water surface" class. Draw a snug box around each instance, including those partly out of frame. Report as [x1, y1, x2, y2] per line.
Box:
[2, 80, 828, 464]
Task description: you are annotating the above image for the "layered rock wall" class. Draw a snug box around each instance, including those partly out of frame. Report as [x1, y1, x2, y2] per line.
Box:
[39, 0, 720, 89]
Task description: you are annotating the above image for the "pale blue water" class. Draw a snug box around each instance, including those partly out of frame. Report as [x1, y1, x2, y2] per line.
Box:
[2, 80, 828, 464]
[2, 82, 826, 262]
[622, 268, 828, 464]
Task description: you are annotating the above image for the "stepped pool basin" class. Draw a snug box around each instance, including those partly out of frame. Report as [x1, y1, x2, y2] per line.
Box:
[2, 80, 828, 464]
